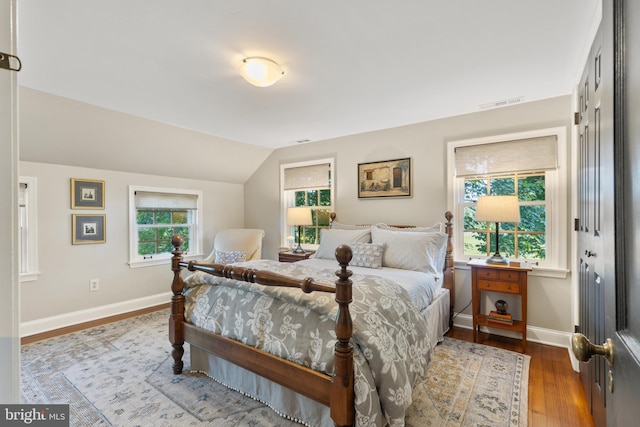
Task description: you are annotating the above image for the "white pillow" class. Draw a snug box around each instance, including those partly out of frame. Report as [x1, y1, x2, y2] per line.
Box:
[371, 227, 447, 274]
[214, 250, 247, 264]
[350, 242, 385, 269]
[313, 228, 372, 260]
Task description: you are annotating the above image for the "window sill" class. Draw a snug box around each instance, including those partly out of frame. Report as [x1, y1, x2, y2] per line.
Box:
[128, 253, 204, 269]
[20, 272, 40, 283]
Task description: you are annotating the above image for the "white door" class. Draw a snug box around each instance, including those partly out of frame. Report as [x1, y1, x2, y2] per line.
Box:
[0, 0, 21, 404]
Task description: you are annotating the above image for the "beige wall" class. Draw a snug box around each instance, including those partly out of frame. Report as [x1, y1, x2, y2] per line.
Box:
[19, 161, 245, 324]
[245, 95, 575, 336]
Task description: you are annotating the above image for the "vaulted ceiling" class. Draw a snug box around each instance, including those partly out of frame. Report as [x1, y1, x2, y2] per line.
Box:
[17, 0, 600, 149]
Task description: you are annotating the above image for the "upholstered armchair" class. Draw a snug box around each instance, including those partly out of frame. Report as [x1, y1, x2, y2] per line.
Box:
[200, 229, 265, 263]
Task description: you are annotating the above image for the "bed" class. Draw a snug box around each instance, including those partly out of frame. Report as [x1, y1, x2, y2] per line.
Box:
[169, 212, 454, 427]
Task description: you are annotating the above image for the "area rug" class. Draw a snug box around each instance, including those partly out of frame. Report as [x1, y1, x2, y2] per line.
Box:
[21, 309, 529, 426]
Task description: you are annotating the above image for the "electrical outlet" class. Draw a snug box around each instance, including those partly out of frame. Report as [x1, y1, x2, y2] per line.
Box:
[89, 279, 100, 292]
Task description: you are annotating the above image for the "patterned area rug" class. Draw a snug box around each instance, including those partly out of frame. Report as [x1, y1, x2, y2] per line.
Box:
[21, 309, 529, 426]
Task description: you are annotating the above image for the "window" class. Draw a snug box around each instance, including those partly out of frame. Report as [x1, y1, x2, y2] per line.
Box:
[128, 186, 203, 268]
[280, 159, 334, 249]
[447, 128, 568, 274]
[19, 177, 39, 282]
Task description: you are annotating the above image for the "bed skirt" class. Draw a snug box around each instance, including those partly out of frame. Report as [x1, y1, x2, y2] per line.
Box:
[188, 288, 450, 426]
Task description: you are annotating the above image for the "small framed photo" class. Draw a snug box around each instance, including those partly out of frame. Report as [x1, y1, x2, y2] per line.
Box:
[71, 178, 105, 209]
[358, 157, 412, 198]
[72, 214, 106, 245]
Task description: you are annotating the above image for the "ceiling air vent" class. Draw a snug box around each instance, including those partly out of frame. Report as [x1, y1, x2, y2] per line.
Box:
[479, 96, 525, 110]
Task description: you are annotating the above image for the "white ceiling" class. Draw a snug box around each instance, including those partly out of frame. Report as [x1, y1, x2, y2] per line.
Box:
[17, 0, 600, 149]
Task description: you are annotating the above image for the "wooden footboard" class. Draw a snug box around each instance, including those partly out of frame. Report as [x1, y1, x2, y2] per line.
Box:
[169, 211, 454, 427]
[169, 236, 355, 427]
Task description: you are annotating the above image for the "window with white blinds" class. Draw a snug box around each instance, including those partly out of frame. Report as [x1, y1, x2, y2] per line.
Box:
[280, 158, 334, 248]
[19, 177, 39, 282]
[454, 135, 558, 177]
[447, 128, 568, 275]
[129, 186, 203, 267]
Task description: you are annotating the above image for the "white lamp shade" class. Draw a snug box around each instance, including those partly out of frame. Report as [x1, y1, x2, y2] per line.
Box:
[475, 195, 520, 223]
[239, 57, 284, 87]
[286, 207, 313, 226]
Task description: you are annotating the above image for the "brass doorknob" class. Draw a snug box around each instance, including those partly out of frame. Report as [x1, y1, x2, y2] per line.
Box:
[571, 333, 614, 366]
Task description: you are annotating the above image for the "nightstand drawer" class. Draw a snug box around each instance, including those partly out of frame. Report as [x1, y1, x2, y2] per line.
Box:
[498, 270, 521, 282]
[476, 268, 499, 280]
[477, 279, 521, 294]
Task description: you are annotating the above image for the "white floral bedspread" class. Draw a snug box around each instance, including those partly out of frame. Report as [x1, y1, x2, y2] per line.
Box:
[183, 259, 432, 427]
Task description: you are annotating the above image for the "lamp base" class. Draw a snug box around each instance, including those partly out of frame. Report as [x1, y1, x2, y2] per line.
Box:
[486, 254, 509, 264]
[292, 245, 306, 254]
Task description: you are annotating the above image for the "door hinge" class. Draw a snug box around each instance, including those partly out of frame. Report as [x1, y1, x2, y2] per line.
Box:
[574, 112, 580, 125]
[0, 52, 22, 72]
[574, 218, 580, 231]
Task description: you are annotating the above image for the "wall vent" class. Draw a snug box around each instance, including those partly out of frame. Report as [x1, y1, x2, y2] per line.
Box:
[479, 96, 525, 110]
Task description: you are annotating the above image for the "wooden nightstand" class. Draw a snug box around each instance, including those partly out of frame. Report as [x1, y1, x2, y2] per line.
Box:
[278, 250, 315, 263]
[468, 259, 532, 352]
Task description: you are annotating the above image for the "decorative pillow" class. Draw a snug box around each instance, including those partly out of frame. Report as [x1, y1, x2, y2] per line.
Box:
[214, 250, 247, 264]
[313, 228, 372, 260]
[371, 227, 448, 274]
[375, 222, 445, 233]
[350, 242, 385, 269]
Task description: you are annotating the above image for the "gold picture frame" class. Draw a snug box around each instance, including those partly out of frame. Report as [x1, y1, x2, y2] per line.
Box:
[72, 214, 106, 245]
[71, 178, 105, 209]
[358, 158, 412, 198]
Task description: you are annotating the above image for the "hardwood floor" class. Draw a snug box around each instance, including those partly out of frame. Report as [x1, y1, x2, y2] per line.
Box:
[21, 306, 594, 426]
[447, 327, 595, 427]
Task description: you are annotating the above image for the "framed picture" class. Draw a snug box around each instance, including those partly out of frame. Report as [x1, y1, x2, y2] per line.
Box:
[358, 157, 412, 198]
[71, 178, 105, 209]
[72, 214, 106, 245]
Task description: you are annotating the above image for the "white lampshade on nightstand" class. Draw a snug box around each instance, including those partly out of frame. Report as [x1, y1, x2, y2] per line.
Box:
[286, 207, 313, 253]
[475, 195, 520, 264]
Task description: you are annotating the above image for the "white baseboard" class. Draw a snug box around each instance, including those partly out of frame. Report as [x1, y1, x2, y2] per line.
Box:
[20, 292, 172, 338]
[453, 313, 578, 369]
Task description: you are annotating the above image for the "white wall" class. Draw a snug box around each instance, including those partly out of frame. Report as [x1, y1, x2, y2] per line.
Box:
[19, 161, 245, 327]
[245, 95, 576, 339]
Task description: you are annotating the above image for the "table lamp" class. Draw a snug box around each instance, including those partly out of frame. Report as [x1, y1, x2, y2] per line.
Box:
[475, 195, 520, 264]
[286, 207, 313, 253]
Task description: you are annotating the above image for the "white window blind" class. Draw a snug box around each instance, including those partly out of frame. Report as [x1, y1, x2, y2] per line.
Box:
[135, 191, 198, 210]
[454, 135, 558, 177]
[18, 183, 28, 274]
[283, 163, 331, 190]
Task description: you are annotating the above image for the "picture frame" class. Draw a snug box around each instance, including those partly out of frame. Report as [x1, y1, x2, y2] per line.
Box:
[72, 214, 106, 245]
[71, 178, 105, 209]
[358, 157, 412, 198]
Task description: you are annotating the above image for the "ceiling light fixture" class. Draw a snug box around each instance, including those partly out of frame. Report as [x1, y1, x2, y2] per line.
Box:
[239, 57, 284, 87]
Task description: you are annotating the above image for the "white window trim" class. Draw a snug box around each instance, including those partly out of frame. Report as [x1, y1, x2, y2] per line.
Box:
[128, 185, 204, 268]
[19, 176, 39, 282]
[280, 157, 335, 249]
[447, 127, 569, 277]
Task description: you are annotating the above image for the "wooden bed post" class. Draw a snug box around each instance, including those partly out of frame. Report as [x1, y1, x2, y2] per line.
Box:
[169, 235, 186, 374]
[331, 245, 355, 427]
[444, 211, 455, 327]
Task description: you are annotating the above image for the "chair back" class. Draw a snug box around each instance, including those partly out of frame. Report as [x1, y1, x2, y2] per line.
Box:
[202, 228, 265, 262]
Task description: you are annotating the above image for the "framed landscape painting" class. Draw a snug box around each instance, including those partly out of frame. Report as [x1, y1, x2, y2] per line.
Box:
[72, 214, 106, 245]
[71, 178, 105, 209]
[358, 158, 412, 198]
